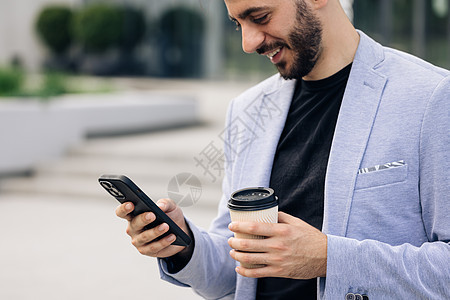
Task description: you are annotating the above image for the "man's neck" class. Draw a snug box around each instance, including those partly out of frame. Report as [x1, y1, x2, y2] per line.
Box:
[303, 2, 360, 81]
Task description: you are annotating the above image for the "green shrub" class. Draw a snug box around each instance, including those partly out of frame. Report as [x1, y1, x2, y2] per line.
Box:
[160, 7, 204, 47]
[159, 7, 205, 77]
[73, 4, 123, 53]
[120, 6, 146, 51]
[36, 6, 73, 54]
[0, 66, 24, 96]
[38, 72, 68, 98]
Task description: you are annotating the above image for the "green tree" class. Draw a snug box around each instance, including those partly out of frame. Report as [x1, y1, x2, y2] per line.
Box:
[36, 6, 73, 54]
[73, 4, 123, 53]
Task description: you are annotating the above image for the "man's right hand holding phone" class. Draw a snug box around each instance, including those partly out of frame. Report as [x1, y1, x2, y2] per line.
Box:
[115, 198, 194, 260]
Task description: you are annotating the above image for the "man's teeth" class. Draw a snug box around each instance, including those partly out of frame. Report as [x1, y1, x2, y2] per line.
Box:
[266, 48, 281, 59]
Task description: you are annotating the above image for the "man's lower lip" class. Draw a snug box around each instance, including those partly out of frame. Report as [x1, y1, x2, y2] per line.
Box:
[270, 48, 283, 64]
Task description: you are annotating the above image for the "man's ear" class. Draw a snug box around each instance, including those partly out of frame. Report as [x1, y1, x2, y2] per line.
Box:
[309, 0, 328, 10]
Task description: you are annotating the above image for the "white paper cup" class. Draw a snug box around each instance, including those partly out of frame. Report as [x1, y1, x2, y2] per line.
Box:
[228, 187, 278, 268]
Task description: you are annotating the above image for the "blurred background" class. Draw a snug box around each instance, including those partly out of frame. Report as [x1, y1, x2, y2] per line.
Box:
[1, 0, 449, 81]
[0, 0, 449, 299]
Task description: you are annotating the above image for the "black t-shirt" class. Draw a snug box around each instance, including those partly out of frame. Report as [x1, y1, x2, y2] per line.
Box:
[256, 64, 352, 300]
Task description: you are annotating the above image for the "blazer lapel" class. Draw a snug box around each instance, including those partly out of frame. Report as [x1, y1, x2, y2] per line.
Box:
[323, 31, 388, 236]
[233, 78, 296, 189]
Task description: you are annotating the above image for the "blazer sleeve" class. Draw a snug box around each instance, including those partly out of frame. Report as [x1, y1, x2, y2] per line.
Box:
[322, 76, 450, 299]
[158, 213, 236, 299]
[157, 99, 238, 299]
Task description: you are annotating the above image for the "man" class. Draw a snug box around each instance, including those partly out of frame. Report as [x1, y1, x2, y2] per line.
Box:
[116, 0, 450, 299]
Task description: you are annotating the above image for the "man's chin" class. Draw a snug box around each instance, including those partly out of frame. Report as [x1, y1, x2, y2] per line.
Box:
[275, 63, 293, 80]
[278, 68, 301, 80]
[277, 63, 314, 80]
[275, 62, 301, 80]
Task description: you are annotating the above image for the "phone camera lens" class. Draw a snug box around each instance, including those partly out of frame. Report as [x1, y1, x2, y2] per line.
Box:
[100, 181, 125, 199]
[100, 181, 112, 189]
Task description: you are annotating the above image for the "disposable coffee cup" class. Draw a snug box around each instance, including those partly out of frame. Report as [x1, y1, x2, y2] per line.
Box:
[228, 187, 278, 268]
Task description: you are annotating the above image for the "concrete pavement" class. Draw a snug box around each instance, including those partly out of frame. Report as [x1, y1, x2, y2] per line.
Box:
[0, 194, 213, 300]
[0, 78, 261, 299]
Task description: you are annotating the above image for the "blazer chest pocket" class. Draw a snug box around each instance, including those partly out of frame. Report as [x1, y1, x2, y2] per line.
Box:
[355, 163, 408, 190]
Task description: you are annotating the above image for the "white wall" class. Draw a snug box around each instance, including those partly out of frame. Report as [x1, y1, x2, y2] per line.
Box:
[0, 0, 80, 71]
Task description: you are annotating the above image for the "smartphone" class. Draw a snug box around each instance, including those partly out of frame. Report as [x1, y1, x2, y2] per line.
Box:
[98, 174, 191, 247]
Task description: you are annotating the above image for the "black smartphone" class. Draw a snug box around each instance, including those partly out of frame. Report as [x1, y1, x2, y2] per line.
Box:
[98, 174, 191, 247]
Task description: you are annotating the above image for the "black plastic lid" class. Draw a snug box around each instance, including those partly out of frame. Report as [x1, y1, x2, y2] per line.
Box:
[227, 187, 278, 211]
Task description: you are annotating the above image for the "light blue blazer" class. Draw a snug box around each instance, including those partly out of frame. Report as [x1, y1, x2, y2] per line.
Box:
[159, 31, 450, 299]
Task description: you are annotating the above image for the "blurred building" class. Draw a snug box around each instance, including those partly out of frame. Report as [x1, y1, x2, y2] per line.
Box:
[0, 0, 225, 77]
[0, 0, 448, 79]
[0, 0, 78, 72]
[353, 0, 450, 69]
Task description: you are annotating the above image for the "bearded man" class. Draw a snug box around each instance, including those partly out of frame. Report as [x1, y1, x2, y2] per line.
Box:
[116, 0, 450, 299]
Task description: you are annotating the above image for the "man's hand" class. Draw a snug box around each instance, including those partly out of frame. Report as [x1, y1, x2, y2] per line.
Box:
[115, 198, 190, 258]
[227, 212, 327, 279]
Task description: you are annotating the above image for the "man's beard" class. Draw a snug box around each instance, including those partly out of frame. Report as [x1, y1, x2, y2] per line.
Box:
[257, 0, 323, 80]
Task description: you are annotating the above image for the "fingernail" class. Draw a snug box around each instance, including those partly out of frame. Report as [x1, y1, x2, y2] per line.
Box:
[158, 224, 167, 232]
[125, 203, 132, 211]
[166, 235, 175, 242]
[158, 203, 165, 210]
[145, 213, 153, 221]
[228, 223, 234, 230]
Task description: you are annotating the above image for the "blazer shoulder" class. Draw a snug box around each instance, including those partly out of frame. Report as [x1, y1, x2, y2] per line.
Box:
[382, 47, 449, 79]
[355, 30, 449, 85]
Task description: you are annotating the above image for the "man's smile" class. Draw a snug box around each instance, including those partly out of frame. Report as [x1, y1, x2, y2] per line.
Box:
[265, 47, 283, 63]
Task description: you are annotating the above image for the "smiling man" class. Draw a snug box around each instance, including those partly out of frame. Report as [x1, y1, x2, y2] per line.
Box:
[230, 0, 324, 80]
[115, 0, 450, 299]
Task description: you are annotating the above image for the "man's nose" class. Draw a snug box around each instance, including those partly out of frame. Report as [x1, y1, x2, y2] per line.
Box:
[241, 25, 265, 54]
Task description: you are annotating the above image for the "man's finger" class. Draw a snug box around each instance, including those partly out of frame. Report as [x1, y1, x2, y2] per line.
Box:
[129, 211, 156, 232]
[278, 212, 319, 231]
[132, 223, 170, 247]
[136, 233, 184, 258]
[115, 202, 134, 221]
[156, 198, 177, 213]
[229, 249, 269, 266]
[277, 211, 300, 224]
[228, 221, 278, 237]
[228, 236, 269, 252]
[234, 264, 280, 279]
